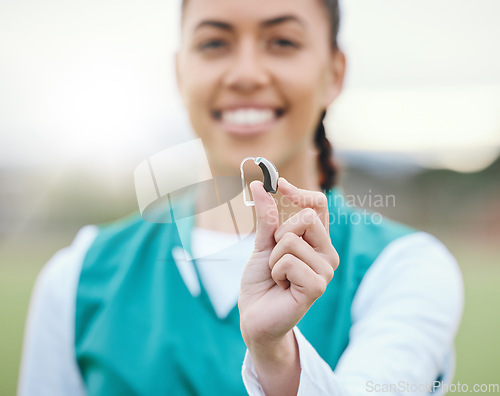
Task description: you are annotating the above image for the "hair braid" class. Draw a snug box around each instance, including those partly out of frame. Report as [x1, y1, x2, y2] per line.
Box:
[314, 110, 338, 191]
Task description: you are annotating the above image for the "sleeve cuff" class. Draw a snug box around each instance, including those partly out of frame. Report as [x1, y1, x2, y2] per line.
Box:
[242, 345, 265, 396]
[242, 326, 345, 396]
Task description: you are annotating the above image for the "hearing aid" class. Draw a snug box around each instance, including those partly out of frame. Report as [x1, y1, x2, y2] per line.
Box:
[240, 157, 279, 207]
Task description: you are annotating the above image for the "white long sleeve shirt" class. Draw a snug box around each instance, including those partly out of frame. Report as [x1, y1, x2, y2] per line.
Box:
[18, 225, 464, 395]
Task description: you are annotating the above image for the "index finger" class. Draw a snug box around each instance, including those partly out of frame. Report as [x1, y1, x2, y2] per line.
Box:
[277, 177, 330, 234]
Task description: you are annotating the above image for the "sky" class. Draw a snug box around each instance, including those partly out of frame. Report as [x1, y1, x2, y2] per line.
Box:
[0, 0, 499, 173]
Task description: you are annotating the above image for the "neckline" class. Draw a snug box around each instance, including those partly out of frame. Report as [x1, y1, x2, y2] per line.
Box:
[190, 251, 241, 323]
[172, 186, 346, 322]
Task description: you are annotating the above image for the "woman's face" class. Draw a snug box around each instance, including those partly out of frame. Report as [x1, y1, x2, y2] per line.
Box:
[176, 0, 345, 174]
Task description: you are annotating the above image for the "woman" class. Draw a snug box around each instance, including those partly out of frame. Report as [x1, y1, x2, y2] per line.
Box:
[19, 0, 464, 395]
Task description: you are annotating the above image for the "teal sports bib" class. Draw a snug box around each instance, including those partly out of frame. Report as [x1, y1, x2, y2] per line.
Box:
[75, 188, 414, 395]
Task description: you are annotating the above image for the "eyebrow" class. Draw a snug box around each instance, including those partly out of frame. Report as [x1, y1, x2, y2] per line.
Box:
[194, 15, 306, 32]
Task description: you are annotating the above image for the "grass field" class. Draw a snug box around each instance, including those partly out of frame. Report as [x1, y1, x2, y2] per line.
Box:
[1, 239, 499, 395]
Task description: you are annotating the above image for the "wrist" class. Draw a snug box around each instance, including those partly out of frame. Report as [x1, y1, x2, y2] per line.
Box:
[248, 330, 298, 370]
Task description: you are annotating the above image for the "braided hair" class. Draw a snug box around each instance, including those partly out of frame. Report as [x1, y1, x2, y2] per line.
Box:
[315, 0, 341, 191]
[315, 110, 338, 191]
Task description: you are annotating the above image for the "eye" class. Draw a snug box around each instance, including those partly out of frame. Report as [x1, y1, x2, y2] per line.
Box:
[199, 39, 228, 51]
[270, 38, 299, 49]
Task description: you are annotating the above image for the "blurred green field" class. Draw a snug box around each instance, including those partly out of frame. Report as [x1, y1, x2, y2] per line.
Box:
[1, 240, 499, 395]
[0, 264, 38, 396]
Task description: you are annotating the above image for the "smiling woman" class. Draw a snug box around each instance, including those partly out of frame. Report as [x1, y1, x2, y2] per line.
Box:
[18, 1, 464, 395]
[176, 0, 343, 191]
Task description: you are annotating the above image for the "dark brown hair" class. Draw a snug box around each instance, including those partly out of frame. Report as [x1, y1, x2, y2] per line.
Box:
[316, 0, 340, 190]
[181, 0, 341, 190]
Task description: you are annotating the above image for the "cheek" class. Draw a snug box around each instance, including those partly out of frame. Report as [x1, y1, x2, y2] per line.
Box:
[274, 62, 327, 136]
[179, 54, 212, 99]
[181, 63, 218, 135]
[279, 59, 328, 104]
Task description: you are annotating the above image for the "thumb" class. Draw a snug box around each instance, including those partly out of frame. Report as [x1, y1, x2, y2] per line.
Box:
[250, 180, 279, 252]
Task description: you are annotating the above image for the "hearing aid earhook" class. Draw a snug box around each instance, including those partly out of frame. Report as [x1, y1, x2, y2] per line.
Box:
[240, 157, 279, 207]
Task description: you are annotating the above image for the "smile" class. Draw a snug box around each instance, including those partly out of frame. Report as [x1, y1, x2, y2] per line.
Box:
[212, 107, 285, 136]
[222, 108, 278, 125]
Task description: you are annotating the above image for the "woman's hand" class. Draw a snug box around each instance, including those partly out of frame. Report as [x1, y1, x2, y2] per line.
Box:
[238, 177, 339, 394]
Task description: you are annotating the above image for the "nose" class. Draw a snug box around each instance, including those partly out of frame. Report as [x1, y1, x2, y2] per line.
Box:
[222, 39, 270, 92]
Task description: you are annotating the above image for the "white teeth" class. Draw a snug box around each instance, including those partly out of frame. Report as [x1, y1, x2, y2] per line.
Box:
[222, 108, 275, 125]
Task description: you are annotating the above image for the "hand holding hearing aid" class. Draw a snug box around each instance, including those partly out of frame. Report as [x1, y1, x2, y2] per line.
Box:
[238, 165, 340, 364]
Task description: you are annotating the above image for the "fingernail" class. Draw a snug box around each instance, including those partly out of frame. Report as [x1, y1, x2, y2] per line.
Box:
[279, 177, 289, 185]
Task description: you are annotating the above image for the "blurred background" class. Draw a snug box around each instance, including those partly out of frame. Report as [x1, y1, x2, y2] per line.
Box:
[1, 0, 499, 394]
